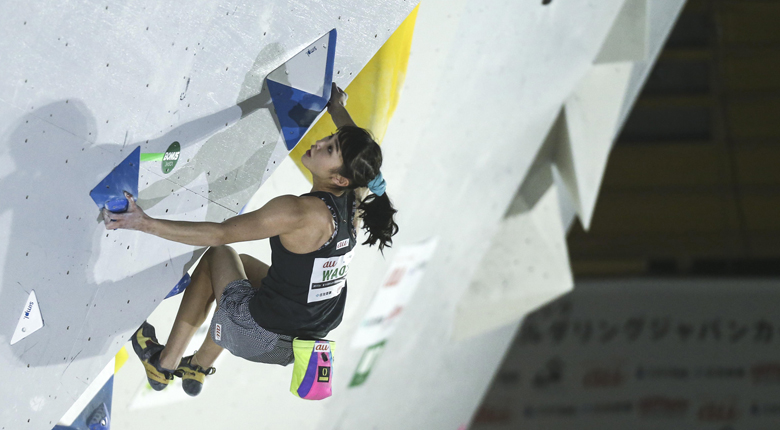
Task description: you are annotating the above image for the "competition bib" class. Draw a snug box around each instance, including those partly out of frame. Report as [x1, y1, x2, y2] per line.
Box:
[308, 250, 354, 303]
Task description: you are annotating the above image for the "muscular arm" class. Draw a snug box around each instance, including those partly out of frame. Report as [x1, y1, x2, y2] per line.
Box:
[104, 193, 307, 247]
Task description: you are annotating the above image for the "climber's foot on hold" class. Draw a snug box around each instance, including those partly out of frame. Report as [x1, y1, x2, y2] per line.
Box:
[131, 321, 174, 391]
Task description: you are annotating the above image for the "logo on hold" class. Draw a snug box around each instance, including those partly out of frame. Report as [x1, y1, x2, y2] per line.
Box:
[336, 239, 349, 250]
[24, 301, 33, 319]
[162, 141, 181, 174]
[315, 343, 330, 352]
[215, 323, 222, 341]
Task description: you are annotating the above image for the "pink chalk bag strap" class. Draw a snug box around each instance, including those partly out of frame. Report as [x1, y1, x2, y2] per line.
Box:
[289, 338, 335, 400]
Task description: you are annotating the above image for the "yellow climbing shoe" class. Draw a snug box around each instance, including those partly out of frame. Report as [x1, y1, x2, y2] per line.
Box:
[175, 355, 216, 397]
[130, 321, 173, 391]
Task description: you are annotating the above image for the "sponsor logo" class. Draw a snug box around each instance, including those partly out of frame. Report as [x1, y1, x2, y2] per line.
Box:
[636, 366, 688, 380]
[523, 404, 577, 418]
[383, 267, 406, 287]
[751, 362, 780, 384]
[386, 306, 403, 321]
[697, 401, 739, 422]
[162, 141, 181, 174]
[214, 323, 222, 341]
[322, 266, 348, 281]
[695, 366, 745, 379]
[361, 316, 384, 327]
[308, 251, 353, 303]
[317, 365, 330, 382]
[336, 239, 349, 250]
[583, 367, 624, 388]
[638, 396, 689, 418]
[581, 402, 633, 415]
[314, 343, 330, 352]
[24, 301, 34, 319]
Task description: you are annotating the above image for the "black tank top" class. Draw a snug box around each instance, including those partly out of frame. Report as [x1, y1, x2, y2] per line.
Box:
[248, 190, 356, 339]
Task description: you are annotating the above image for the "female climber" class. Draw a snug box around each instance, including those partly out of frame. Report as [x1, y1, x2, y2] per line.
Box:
[103, 83, 398, 396]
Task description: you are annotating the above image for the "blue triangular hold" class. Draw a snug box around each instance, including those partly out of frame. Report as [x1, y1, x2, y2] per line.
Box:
[89, 147, 140, 211]
[165, 273, 192, 299]
[86, 402, 110, 430]
[268, 81, 329, 150]
[267, 29, 337, 150]
[57, 375, 114, 430]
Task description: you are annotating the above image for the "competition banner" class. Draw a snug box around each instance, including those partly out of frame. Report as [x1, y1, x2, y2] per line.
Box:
[349, 341, 387, 388]
[350, 238, 437, 349]
[471, 279, 780, 430]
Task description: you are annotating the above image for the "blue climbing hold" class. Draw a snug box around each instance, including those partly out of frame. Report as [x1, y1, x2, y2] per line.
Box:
[165, 273, 192, 299]
[89, 147, 140, 211]
[267, 29, 337, 150]
[86, 403, 109, 430]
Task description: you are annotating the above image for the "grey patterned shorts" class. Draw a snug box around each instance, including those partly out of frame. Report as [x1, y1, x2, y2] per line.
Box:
[210, 279, 294, 366]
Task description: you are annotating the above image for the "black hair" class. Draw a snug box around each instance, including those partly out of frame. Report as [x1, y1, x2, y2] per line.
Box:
[334, 125, 399, 252]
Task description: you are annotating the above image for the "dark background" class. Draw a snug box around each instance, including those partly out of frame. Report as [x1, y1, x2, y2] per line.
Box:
[567, 0, 780, 278]
[472, 1, 780, 428]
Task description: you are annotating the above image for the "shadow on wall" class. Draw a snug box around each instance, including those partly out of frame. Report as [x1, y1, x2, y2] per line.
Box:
[132, 44, 288, 210]
[472, 279, 780, 429]
[0, 43, 293, 367]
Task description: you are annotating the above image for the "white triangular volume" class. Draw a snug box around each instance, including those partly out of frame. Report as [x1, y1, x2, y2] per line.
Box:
[267, 31, 332, 96]
[551, 165, 578, 233]
[562, 62, 634, 229]
[595, 0, 648, 64]
[11, 290, 44, 345]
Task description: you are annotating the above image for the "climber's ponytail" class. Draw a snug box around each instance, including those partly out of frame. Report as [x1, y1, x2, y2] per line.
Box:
[334, 126, 399, 252]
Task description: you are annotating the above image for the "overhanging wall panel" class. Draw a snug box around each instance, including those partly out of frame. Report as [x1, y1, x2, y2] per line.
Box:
[0, 1, 417, 429]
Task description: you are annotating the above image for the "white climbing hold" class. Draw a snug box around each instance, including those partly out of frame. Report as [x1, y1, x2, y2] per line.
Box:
[11, 290, 44, 345]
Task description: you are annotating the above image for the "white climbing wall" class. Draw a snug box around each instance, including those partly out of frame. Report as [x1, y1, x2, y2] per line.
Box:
[0, 1, 415, 429]
[0, 1, 685, 430]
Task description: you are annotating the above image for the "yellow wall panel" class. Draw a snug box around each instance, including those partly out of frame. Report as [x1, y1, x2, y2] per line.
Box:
[289, 6, 419, 182]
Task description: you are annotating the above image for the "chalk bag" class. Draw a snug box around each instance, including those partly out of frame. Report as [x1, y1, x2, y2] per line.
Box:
[290, 339, 335, 400]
